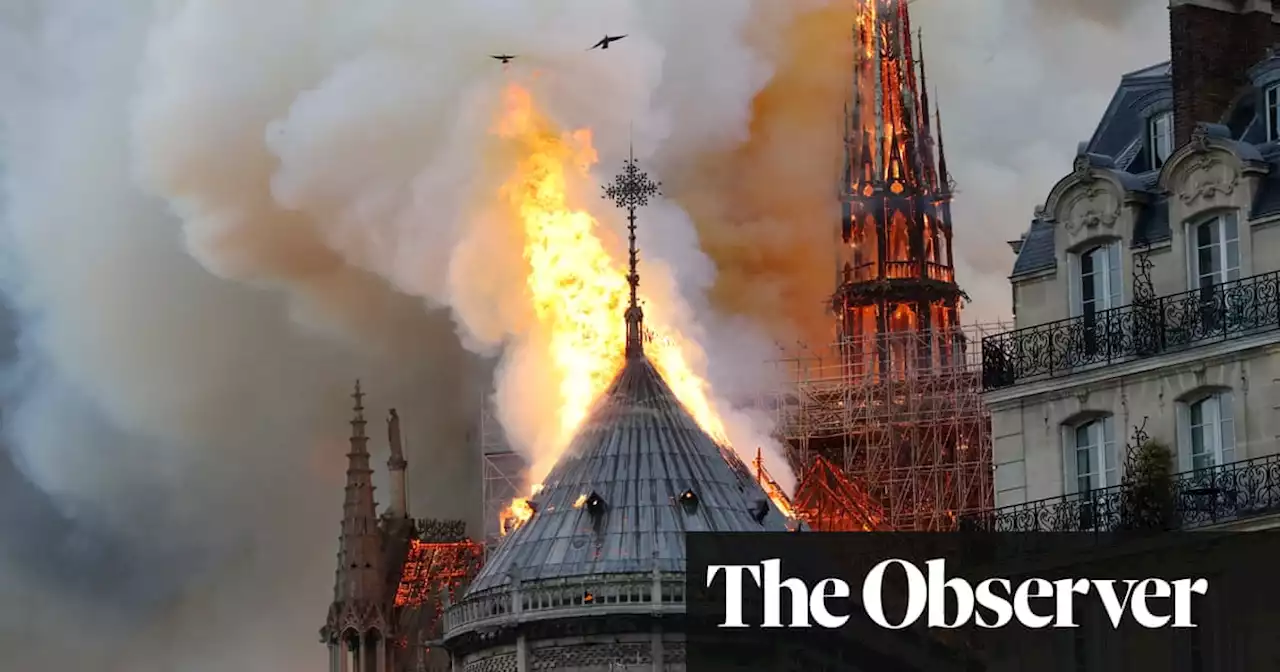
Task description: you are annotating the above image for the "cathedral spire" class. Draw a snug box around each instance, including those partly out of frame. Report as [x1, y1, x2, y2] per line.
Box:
[916, 28, 939, 193]
[321, 380, 388, 648]
[603, 145, 661, 360]
[339, 379, 381, 596]
[834, 0, 965, 368]
[935, 95, 951, 196]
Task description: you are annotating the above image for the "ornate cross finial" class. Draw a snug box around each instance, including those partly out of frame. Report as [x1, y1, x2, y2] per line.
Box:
[602, 146, 661, 359]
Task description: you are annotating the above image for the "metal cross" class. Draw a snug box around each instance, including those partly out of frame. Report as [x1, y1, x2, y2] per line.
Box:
[603, 157, 661, 210]
[602, 152, 661, 359]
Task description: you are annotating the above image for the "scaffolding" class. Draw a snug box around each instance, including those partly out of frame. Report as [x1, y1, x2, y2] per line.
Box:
[479, 397, 526, 546]
[769, 321, 1009, 531]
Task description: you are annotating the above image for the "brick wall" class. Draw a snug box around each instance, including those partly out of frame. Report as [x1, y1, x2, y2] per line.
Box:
[1170, 2, 1280, 145]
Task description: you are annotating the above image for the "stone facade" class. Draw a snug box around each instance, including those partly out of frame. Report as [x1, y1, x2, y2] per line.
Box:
[986, 1, 1280, 531]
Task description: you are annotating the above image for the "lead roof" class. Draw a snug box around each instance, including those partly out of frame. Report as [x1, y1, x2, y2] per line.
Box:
[1011, 58, 1280, 279]
[466, 354, 792, 594]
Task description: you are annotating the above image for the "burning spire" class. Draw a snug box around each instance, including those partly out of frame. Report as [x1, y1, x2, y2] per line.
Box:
[846, 0, 949, 194]
[602, 146, 661, 360]
[835, 0, 964, 373]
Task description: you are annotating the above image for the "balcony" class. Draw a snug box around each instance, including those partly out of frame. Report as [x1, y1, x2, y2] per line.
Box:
[982, 270, 1280, 391]
[965, 453, 1280, 532]
[844, 261, 955, 283]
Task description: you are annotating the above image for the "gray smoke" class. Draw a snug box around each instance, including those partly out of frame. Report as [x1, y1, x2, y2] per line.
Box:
[0, 0, 1170, 669]
[913, 0, 1168, 324]
[1027, 0, 1152, 30]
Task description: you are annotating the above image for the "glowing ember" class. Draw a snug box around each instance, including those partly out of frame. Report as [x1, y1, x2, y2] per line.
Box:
[491, 84, 768, 534]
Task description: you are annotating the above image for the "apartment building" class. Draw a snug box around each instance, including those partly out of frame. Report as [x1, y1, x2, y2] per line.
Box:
[981, 0, 1280, 532]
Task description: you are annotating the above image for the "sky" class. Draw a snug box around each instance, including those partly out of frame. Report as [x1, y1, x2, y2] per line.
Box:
[0, 0, 1169, 670]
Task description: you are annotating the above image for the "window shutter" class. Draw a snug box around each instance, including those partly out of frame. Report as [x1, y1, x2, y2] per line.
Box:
[1062, 425, 1077, 495]
[1107, 243, 1122, 308]
[1225, 216, 1241, 281]
[1067, 254, 1081, 317]
[1102, 417, 1118, 487]
[1175, 403, 1192, 473]
[1219, 392, 1237, 465]
[1187, 222, 1200, 291]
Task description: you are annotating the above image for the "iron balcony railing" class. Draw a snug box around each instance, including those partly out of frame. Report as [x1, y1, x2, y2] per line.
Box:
[981, 270, 1280, 391]
[964, 453, 1280, 533]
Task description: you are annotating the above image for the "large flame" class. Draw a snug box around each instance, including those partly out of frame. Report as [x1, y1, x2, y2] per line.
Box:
[493, 84, 743, 533]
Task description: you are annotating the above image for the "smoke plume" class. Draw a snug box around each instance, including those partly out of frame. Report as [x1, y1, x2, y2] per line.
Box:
[0, 0, 1169, 669]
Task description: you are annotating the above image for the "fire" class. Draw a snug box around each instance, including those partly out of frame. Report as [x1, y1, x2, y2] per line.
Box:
[492, 83, 753, 533]
[573, 494, 588, 509]
[499, 497, 535, 536]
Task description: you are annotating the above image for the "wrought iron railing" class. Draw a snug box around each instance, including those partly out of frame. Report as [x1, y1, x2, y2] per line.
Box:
[982, 270, 1280, 390]
[965, 453, 1280, 532]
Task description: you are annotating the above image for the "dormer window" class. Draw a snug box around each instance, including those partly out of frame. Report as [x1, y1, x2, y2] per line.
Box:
[1148, 111, 1173, 169]
[1267, 84, 1280, 142]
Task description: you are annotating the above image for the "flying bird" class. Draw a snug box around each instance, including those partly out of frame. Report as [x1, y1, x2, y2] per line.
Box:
[491, 54, 517, 64]
[588, 35, 626, 50]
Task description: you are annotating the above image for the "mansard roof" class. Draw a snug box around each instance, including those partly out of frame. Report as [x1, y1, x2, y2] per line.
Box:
[465, 355, 793, 594]
[1011, 58, 1280, 279]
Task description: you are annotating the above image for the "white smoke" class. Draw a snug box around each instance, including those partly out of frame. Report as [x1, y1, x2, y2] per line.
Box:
[0, 0, 1171, 669]
[0, 0, 813, 668]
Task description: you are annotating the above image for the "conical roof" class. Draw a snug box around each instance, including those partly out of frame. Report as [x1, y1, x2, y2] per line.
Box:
[467, 354, 793, 593]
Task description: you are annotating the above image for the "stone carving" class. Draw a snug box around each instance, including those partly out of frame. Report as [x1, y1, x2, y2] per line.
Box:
[464, 653, 518, 672]
[1189, 124, 1211, 152]
[1060, 184, 1121, 235]
[1178, 153, 1239, 205]
[1071, 154, 1094, 181]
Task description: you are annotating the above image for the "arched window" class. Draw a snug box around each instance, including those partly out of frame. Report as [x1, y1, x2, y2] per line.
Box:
[1177, 390, 1236, 471]
[1148, 110, 1173, 169]
[1062, 415, 1118, 494]
[889, 211, 910, 262]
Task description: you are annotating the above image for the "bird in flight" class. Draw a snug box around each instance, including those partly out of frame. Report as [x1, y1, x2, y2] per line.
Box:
[589, 35, 626, 50]
[491, 54, 517, 64]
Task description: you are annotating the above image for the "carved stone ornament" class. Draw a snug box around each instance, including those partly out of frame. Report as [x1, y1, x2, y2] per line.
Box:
[1071, 154, 1094, 181]
[1178, 153, 1239, 205]
[1061, 184, 1121, 235]
[1189, 124, 1211, 152]
[336, 601, 388, 636]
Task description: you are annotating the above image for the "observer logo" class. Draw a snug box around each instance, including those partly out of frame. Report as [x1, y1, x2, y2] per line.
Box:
[706, 558, 1209, 630]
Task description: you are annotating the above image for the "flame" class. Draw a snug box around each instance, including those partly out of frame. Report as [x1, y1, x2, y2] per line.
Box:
[492, 83, 754, 534]
[573, 494, 588, 509]
[753, 451, 798, 520]
[499, 497, 535, 535]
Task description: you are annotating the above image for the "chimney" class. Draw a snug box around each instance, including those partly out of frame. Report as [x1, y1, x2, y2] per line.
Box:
[1170, 0, 1280, 145]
